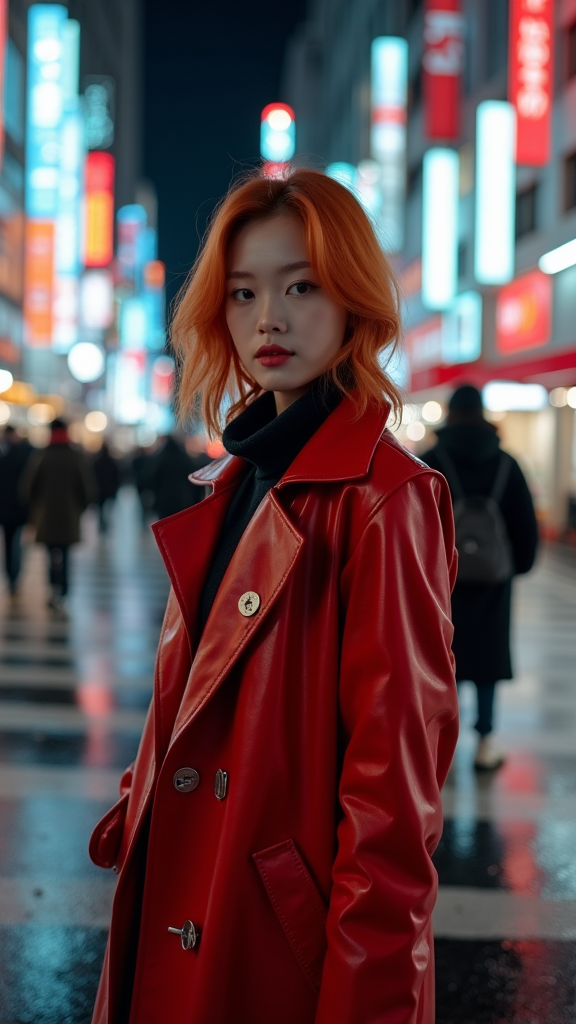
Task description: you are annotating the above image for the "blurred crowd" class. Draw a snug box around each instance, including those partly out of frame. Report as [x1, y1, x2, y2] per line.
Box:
[0, 421, 212, 611]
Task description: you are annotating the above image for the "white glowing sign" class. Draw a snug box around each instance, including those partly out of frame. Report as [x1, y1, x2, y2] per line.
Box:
[370, 37, 408, 252]
[474, 101, 516, 285]
[422, 147, 459, 311]
[26, 5, 67, 218]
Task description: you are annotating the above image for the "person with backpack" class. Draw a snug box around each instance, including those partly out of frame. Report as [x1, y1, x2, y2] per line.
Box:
[422, 384, 539, 770]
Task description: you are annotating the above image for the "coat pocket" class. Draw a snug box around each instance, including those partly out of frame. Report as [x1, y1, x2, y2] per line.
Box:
[252, 838, 327, 994]
[89, 792, 129, 871]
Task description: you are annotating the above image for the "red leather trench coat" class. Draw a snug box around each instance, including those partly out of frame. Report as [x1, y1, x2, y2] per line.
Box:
[89, 398, 458, 1024]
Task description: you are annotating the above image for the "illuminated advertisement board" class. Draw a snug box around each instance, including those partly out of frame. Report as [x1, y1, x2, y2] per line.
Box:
[423, 0, 463, 140]
[421, 148, 459, 310]
[54, 20, 84, 352]
[370, 37, 408, 252]
[495, 269, 552, 355]
[84, 151, 115, 268]
[23, 220, 55, 345]
[24, 4, 67, 345]
[83, 76, 115, 150]
[110, 350, 147, 424]
[508, 0, 553, 166]
[474, 101, 516, 286]
[117, 203, 147, 285]
[25, 5, 67, 219]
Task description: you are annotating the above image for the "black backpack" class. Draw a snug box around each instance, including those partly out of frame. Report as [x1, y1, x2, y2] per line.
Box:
[434, 447, 514, 585]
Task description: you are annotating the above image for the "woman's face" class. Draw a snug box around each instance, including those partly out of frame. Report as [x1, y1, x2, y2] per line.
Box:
[225, 214, 347, 413]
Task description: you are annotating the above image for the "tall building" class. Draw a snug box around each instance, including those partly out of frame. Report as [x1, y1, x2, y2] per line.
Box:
[0, 0, 143, 397]
[283, 0, 576, 535]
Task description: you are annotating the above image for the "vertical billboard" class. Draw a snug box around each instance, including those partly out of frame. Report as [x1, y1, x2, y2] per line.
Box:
[474, 101, 516, 285]
[116, 203, 147, 285]
[54, 19, 84, 353]
[24, 4, 67, 346]
[84, 151, 115, 268]
[421, 147, 459, 310]
[508, 0, 553, 166]
[423, 0, 463, 140]
[370, 37, 408, 252]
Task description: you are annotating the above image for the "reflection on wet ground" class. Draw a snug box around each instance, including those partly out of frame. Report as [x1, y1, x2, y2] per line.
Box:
[0, 488, 575, 1022]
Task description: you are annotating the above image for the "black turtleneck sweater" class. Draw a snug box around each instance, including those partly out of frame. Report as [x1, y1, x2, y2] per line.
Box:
[198, 380, 342, 630]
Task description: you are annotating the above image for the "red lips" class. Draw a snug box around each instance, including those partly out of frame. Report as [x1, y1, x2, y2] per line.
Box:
[255, 344, 293, 357]
[255, 343, 295, 368]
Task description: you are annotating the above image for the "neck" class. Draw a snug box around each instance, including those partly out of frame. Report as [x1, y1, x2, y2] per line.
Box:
[273, 381, 315, 415]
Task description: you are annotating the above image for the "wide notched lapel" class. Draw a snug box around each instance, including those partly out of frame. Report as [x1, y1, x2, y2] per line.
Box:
[169, 488, 304, 745]
[152, 456, 245, 656]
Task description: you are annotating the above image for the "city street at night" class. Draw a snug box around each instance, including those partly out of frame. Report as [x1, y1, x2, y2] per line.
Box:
[2, 0, 576, 1020]
[0, 495, 575, 1022]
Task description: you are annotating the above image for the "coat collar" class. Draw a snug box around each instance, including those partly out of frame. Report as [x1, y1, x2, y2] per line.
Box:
[190, 397, 390, 492]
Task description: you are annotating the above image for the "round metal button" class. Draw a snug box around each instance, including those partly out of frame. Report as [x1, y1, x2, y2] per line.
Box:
[238, 591, 261, 617]
[173, 768, 200, 793]
[168, 919, 199, 951]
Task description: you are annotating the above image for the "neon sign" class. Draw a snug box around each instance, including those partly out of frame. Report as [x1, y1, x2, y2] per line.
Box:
[508, 0, 553, 166]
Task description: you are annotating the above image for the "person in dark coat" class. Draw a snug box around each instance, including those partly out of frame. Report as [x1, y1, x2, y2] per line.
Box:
[92, 442, 121, 532]
[422, 384, 539, 770]
[21, 419, 97, 610]
[147, 434, 206, 520]
[0, 426, 33, 595]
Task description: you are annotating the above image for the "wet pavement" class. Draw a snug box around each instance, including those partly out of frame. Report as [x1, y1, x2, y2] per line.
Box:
[0, 488, 575, 1023]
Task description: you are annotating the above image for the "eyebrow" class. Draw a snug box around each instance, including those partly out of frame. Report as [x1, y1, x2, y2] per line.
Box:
[226, 260, 312, 280]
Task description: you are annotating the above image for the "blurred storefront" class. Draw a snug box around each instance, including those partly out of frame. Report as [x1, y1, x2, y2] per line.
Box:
[283, 0, 576, 534]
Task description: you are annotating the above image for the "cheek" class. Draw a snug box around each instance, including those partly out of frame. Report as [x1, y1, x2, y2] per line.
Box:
[225, 304, 250, 348]
[302, 301, 346, 351]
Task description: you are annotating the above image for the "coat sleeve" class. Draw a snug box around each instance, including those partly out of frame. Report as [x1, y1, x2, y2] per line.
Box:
[315, 471, 459, 1024]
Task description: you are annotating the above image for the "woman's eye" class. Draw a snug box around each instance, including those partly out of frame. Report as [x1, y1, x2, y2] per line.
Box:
[231, 288, 254, 302]
[287, 281, 316, 295]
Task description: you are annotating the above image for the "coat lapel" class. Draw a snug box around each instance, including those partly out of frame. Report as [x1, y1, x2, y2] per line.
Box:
[169, 488, 304, 744]
[151, 455, 245, 657]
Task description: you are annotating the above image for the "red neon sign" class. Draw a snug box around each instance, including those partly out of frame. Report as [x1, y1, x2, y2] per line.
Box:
[84, 152, 115, 268]
[422, 0, 463, 140]
[495, 270, 552, 355]
[508, 0, 554, 166]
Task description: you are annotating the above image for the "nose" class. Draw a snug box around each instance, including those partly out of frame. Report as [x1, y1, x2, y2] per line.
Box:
[257, 317, 287, 334]
[256, 299, 287, 335]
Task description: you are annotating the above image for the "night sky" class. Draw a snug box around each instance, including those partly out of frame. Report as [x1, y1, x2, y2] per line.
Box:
[143, 0, 309, 310]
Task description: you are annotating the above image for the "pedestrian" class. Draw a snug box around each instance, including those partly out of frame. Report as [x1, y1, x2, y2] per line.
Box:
[92, 441, 121, 532]
[147, 432, 205, 519]
[422, 384, 539, 771]
[0, 426, 32, 596]
[89, 169, 458, 1024]
[21, 418, 97, 610]
[131, 445, 156, 525]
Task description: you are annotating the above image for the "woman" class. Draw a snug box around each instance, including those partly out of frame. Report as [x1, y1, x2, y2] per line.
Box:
[89, 170, 458, 1024]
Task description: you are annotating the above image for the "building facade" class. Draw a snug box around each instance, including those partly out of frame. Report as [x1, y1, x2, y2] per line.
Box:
[0, 0, 143, 397]
[283, 0, 576, 534]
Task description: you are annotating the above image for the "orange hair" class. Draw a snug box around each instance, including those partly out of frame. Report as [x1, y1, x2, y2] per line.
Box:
[171, 168, 402, 436]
